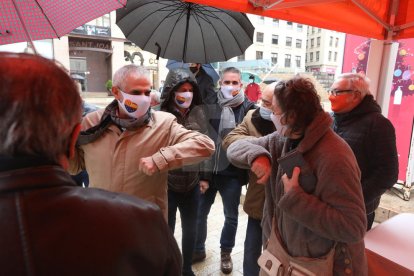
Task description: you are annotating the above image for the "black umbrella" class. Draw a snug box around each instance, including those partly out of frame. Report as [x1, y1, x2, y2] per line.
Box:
[116, 0, 254, 63]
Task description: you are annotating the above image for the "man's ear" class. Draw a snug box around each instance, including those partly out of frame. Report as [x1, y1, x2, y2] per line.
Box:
[112, 86, 120, 101]
[68, 123, 81, 159]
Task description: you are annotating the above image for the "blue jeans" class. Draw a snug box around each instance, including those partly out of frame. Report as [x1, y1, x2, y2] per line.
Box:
[243, 217, 262, 276]
[195, 174, 242, 252]
[168, 184, 200, 276]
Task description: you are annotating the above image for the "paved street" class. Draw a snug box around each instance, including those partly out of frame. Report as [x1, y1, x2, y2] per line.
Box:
[173, 193, 248, 276]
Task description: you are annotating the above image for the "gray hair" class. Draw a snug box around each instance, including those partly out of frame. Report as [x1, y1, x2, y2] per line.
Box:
[112, 64, 150, 91]
[336, 73, 371, 97]
[220, 67, 241, 79]
[0, 52, 82, 163]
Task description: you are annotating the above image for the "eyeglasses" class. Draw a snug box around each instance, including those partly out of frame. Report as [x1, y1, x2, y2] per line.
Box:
[327, 89, 356, 96]
[223, 80, 240, 85]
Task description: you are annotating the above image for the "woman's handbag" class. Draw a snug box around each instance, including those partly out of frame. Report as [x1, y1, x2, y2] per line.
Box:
[258, 218, 336, 276]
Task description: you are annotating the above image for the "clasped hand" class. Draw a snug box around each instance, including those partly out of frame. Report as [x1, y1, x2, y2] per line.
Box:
[139, 157, 159, 176]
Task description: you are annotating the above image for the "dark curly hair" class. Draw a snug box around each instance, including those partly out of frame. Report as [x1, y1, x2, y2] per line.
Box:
[274, 76, 322, 134]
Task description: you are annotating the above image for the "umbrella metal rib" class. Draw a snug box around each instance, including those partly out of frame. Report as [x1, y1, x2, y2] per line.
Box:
[192, 6, 250, 60]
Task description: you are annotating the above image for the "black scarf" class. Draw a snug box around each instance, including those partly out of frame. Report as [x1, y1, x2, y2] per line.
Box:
[77, 100, 151, 146]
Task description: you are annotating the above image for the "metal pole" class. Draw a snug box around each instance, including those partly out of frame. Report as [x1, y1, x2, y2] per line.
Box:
[182, 3, 192, 62]
[11, 0, 38, 55]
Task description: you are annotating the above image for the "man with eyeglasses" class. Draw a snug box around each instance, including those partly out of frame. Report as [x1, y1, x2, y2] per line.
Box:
[193, 67, 256, 274]
[328, 73, 398, 230]
[69, 64, 215, 221]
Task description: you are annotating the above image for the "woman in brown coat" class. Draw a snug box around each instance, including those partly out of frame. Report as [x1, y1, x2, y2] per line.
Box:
[227, 76, 367, 275]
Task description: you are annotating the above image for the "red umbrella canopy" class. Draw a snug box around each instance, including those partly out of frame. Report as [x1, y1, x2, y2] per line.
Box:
[0, 0, 126, 45]
[184, 0, 414, 40]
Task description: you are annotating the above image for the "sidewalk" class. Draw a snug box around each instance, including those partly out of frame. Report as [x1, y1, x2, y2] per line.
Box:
[173, 193, 248, 276]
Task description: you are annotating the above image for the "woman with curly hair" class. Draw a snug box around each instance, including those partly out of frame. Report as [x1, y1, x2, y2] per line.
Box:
[227, 76, 367, 275]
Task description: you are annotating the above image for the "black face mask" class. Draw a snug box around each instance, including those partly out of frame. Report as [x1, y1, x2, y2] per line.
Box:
[189, 67, 198, 74]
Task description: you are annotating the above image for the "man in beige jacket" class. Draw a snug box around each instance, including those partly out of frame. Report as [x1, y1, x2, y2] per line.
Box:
[222, 82, 276, 276]
[70, 65, 215, 219]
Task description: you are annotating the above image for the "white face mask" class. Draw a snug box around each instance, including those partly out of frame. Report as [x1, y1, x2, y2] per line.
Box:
[249, 79, 254, 84]
[259, 106, 272, 121]
[270, 113, 288, 136]
[118, 90, 151, 119]
[174, 91, 193, 109]
[221, 85, 240, 99]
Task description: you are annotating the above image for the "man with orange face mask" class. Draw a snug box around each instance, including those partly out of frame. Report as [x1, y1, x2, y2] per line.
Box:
[329, 73, 398, 230]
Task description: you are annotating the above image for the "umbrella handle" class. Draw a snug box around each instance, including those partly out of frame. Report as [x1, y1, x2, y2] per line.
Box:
[155, 42, 161, 60]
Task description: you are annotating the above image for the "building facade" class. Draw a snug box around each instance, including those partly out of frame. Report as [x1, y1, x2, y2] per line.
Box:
[218, 15, 308, 76]
[305, 27, 346, 88]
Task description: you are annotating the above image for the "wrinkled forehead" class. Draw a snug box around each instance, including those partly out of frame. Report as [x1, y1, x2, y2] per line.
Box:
[332, 78, 350, 89]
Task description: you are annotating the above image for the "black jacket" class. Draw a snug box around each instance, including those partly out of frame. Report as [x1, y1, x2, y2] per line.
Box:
[207, 97, 256, 179]
[332, 95, 398, 215]
[196, 68, 218, 105]
[0, 156, 181, 276]
[161, 68, 212, 192]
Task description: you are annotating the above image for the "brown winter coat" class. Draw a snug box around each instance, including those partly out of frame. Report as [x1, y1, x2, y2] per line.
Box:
[227, 112, 367, 275]
[69, 110, 215, 219]
[222, 109, 275, 219]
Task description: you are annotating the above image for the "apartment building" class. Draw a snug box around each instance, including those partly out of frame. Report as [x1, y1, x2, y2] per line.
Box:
[219, 15, 308, 75]
[305, 27, 345, 87]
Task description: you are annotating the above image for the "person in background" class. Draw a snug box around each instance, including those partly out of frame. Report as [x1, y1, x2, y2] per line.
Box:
[227, 76, 367, 275]
[69, 64, 215, 220]
[0, 52, 181, 275]
[222, 82, 276, 276]
[71, 77, 99, 187]
[150, 89, 161, 111]
[160, 68, 211, 276]
[188, 63, 218, 104]
[329, 73, 398, 230]
[193, 67, 256, 274]
[244, 74, 261, 103]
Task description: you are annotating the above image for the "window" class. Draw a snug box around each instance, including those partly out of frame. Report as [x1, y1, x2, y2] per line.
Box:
[295, 56, 301, 67]
[329, 36, 333, 46]
[297, 24, 303, 32]
[328, 51, 332, 61]
[335, 37, 339, 47]
[310, 52, 313, 62]
[287, 21, 293, 29]
[316, 51, 320, 61]
[312, 27, 315, 34]
[258, 16, 265, 24]
[90, 14, 111, 27]
[273, 19, 279, 26]
[317, 37, 321, 47]
[305, 54, 308, 62]
[256, 32, 264, 43]
[238, 53, 245, 61]
[286, 37, 292, 47]
[334, 52, 338, 62]
[311, 38, 314, 48]
[285, 54, 291, 67]
[271, 52, 278, 65]
[256, 51, 263, 60]
[272, 34, 279, 45]
[318, 28, 321, 33]
[296, 39, 302, 48]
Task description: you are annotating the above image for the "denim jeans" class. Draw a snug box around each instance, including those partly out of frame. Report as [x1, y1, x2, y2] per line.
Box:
[195, 174, 242, 252]
[168, 184, 200, 276]
[243, 217, 262, 276]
